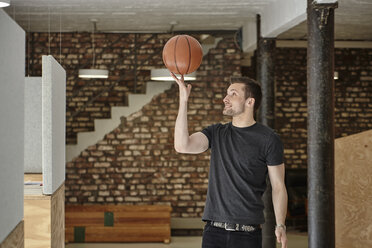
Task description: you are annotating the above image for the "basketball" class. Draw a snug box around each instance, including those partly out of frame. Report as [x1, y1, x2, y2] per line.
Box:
[162, 35, 203, 75]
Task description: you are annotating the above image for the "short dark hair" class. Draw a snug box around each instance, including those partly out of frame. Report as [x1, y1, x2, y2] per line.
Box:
[230, 76, 262, 112]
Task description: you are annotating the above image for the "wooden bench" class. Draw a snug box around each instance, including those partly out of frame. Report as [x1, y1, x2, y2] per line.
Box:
[65, 205, 172, 243]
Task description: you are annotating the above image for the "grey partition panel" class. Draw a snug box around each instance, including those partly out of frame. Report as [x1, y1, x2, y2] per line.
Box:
[24, 77, 43, 173]
[42, 55, 66, 195]
[0, 9, 25, 243]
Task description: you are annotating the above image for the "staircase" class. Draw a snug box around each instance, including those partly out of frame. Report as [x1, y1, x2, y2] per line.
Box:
[66, 81, 173, 162]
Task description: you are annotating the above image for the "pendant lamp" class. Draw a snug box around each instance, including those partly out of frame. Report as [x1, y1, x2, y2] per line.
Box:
[78, 19, 108, 79]
[0, 0, 10, 8]
[151, 68, 196, 81]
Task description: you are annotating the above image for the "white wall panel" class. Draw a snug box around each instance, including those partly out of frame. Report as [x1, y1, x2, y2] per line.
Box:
[0, 9, 25, 243]
[42, 55, 66, 195]
[24, 77, 43, 173]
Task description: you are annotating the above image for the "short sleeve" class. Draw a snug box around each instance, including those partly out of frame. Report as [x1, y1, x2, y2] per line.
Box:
[266, 132, 284, 166]
[201, 124, 215, 149]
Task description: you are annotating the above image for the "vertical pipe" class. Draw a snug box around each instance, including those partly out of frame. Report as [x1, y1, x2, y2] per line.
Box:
[258, 38, 276, 128]
[134, 33, 138, 93]
[307, 1, 338, 248]
[257, 18, 277, 246]
[30, 32, 34, 76]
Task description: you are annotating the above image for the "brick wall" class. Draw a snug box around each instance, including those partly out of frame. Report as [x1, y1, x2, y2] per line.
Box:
[274, 47, 372, 169]
[28, 32, 174, 144]
[61, 34, 240, 217]
[334, 48, 372, 136]
[28, 32, 372, 217]
[275, 48, 308, 169]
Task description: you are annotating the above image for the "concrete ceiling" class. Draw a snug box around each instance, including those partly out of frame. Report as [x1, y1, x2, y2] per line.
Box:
[4, 0, 273, 32]
[3, 0, 372, 41]
[278, 0, 372, 40]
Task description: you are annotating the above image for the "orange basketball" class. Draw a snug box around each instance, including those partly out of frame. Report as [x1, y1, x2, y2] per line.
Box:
[162, 35, 203, 75]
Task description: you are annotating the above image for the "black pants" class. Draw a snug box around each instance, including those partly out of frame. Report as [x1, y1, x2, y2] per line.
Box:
[202, 222, 262, 248]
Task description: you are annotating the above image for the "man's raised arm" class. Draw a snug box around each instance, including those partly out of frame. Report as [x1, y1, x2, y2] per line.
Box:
[172, 73, 209, 154]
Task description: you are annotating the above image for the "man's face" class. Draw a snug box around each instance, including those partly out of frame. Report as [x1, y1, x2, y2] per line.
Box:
[223, 83, 246, 116]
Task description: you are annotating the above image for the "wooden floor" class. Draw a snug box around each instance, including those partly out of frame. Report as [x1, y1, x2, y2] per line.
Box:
[66, 232, 308, 248]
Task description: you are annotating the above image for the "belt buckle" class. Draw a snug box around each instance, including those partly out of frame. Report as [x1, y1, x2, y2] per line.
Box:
[224, 223, 236, 231]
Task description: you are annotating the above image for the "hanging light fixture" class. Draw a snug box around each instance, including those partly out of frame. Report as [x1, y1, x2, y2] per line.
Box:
[78, 19, 109, 79]
[0, 0, 10, 8]
[151, 68, 196, 81]
[78, 69, 109, 78]
[333, 71, 339, 80]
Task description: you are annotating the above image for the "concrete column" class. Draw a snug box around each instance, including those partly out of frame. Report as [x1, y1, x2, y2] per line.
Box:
[307, 1, 338, 248]
[257, 38, 276, 128]
[257, 18, 277, 246]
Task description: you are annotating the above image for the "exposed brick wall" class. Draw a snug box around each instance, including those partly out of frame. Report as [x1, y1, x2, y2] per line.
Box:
[275, 48, 308, 169]
[274, 47, 372, 169]
[64, 35, 240, 217]
[334, 48, 372, 137]
[28, 31, 372, 218]
[28, 32, 173, 144]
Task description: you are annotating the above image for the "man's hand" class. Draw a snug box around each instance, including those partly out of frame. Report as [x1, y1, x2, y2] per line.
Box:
[171, 72, 192, 102]
[275, 226, 287, 248]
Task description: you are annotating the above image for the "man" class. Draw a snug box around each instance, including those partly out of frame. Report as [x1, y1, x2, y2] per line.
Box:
[172, 74, 288, 248]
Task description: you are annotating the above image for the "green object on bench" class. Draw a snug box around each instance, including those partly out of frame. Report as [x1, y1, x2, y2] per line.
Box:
[104, 212, 114, 226]
[74, 226, 85, 242]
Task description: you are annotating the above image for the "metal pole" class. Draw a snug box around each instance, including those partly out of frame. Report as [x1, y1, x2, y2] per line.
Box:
[258, 38, 276, 128]
[134, 33, 138, 93]
[257, 20, 277, 246]
[307, 1, 338, 248]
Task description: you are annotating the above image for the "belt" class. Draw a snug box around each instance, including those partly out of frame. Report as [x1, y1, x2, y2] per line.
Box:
[209, 221, 260, 232]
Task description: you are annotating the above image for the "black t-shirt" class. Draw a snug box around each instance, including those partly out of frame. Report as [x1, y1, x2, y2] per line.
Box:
[201, 122, 284, 224]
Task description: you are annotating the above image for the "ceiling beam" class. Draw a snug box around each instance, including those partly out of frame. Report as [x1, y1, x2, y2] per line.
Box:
[242, 20, 257, 53]
[261, 0, 307, 38]
[242, 0, 307, 52]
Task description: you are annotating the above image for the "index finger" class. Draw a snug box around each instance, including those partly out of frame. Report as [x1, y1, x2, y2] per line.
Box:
[170, 72, 179, 81]
[170, 72, 185, 85]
